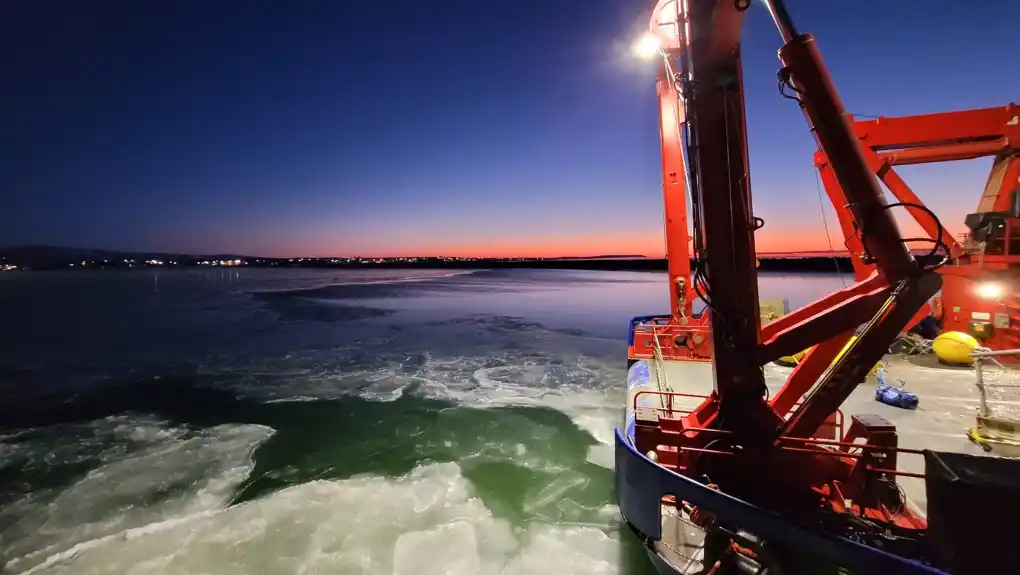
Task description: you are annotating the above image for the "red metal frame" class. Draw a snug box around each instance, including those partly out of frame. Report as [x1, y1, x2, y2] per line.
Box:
[626, 0, 711, 365]
[629, 319, 711, 362]
[631, 0, 942, 550]
[658, 59, 694, 322]
[814, 104, 1020, 351]
[630, 392, 922, 530]
[816, 104, 1020, 279]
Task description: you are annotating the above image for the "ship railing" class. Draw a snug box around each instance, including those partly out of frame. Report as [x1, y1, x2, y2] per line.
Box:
[631, 321, 704, 339]
[969, 349, 1020, 450]
[614, 429, 947, 575]
[633, 390, 706, 418]
[633, 390, 847, 442]
[632, 390, 931, 480]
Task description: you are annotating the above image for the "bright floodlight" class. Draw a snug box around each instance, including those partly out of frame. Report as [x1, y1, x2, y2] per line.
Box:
[632, 33, 661, 60]
[976, 282, 1004, 300]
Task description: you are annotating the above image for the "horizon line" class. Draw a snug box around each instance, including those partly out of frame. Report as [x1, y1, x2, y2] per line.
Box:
[3, 245, 944, 261]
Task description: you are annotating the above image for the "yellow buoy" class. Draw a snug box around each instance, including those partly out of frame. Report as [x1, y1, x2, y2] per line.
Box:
[932, 331, 979, 365]
[773, 336, 880, 376]
[775, 349, 807, 367]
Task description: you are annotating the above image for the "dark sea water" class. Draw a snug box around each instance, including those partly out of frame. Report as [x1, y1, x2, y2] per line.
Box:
[0, 268, 846, 574]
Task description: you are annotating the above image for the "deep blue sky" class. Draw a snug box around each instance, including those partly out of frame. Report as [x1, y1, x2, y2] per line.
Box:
[2, 0, 1017, 257]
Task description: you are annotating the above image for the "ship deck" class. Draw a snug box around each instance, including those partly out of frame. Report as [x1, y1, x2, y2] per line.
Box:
[647, 354, 1017, 572]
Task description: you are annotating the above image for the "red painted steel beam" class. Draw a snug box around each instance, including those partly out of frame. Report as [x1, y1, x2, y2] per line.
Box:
[851, 105, 1020, 150]
[779, 34, 916, 284]
[863, 147, 965, 258]
[770, 331, 853, 418]
[812, 157, 873, 280]
[760, 272, 886, 340]
[878, 139, 1009, 166]
[657, 67, 694, 321]
[637, 0, 940, 552]
[782, 272, 941, 438]
[814, 149, 967, 265]
[847, 106, 1020, 229]
[644, 0, 940, 450]
[681, 0, 780, 440]
[756, 273, 890, 365]
[816, 106, 1020, 262]
[765, 0, 936, 438]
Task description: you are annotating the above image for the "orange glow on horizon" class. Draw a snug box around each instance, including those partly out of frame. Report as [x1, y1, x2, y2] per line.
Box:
[273, 218, 967, 259]
[245, 204, 970, 260]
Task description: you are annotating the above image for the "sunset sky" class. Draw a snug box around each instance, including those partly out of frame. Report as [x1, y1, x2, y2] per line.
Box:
[2, 0, 1018, 258]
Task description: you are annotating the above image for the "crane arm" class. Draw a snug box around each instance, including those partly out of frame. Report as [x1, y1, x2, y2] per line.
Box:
[852, 105, 1020, 151]
[619, 3, 1013, 571]
[644, 0, 936, 443]
[657, 59, 694, 321]
[816, 104, 1020, 280]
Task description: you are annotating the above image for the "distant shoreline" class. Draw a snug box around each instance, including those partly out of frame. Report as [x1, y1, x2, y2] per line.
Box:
[2, 256, 867, 273]
[314, 257, 859, 273]
[2, 245, 946, 274]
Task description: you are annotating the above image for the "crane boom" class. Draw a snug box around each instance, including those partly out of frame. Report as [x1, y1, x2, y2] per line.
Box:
[813, 104, 1020, 352]
[619, 3, 1020, 574]
[618, 1, 960, 572]
[646, 0, 936, 444]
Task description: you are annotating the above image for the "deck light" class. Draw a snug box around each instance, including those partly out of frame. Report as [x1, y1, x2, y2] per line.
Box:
[632, 33, 661, 60]
[976, 282, 1004, 300]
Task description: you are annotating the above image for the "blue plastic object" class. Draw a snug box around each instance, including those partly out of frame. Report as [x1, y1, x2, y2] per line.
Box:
[875, 369, 919, 410]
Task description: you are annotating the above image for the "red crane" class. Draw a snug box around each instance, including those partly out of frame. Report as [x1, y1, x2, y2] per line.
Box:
[631, 0, 935, 444]
[815, 105, 1020, 351]
[617, 1, 1019, 574]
